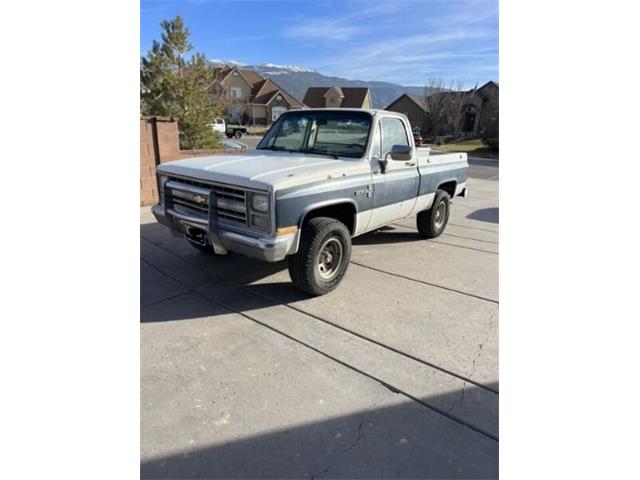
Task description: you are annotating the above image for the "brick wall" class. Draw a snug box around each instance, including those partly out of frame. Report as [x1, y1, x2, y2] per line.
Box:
[140, 117, 162, 206]
[140, 116, 248, 206]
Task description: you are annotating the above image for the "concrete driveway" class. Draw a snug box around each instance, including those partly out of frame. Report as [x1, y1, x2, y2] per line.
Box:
[140, 166, 499, 478]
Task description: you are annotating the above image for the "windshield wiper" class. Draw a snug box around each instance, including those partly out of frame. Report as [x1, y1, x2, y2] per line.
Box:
[260, 146, 296, 153]
[303, 148, 339, 159]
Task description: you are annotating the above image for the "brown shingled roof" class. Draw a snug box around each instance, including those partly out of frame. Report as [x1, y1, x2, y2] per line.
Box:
[302, 86, 370, 108]
[339, 87, 370, 107]
[238, 68, 263, 86]
[302, 87, 330, 107]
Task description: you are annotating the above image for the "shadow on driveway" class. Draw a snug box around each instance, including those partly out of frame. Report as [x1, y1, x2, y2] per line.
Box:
[140, 223, 499, 479]
[466, 208, 498, 224]
[141, 383, 499, 479]
[141, 223, 429, 324]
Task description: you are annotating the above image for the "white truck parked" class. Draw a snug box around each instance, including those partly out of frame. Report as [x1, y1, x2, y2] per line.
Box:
[211, 117, 250, 139]
[154, 109, 468, 295]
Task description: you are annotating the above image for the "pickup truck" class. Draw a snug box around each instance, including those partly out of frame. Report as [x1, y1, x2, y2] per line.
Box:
[211, 117, 250, 139]
[154, 109, 468, 295]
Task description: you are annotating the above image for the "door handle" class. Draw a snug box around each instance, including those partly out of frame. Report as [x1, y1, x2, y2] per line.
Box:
[405, 161, 416, 167]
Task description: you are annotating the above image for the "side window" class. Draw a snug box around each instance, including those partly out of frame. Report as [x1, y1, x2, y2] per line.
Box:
[380, 117, 409, 159]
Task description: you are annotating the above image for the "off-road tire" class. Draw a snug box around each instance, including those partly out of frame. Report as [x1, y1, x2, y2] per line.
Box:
[417, 189, 451, 238]
[287, 217, 352, 296]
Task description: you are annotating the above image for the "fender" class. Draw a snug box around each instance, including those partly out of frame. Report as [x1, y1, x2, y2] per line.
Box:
[290, 198, 359, 254]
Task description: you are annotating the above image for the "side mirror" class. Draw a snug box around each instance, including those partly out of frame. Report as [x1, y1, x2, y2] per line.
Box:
[389, 144, 413, 161]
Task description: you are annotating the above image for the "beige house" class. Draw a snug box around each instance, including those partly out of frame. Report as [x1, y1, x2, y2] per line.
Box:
[208, 65, 306, 125]
[302, 86, 373, 109]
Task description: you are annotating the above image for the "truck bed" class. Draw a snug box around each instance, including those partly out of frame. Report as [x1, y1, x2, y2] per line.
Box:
[416, 147, 467, 166]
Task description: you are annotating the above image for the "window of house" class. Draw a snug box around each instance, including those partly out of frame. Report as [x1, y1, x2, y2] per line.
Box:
[230, 87, 242, 99]
[380, 117, 409, 158]
[271, 106, 287, 122]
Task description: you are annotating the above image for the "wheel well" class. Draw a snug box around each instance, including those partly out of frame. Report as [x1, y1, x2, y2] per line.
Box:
[302, 203, 356, 235]
[437, 181, 457, 198]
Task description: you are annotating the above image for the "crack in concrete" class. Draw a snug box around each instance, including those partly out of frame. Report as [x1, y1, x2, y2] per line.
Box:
[447, 381, 467, 413]
[469, 310, 496, 379]
[310, 417, 365, 480]
[142, 255, 499, 442]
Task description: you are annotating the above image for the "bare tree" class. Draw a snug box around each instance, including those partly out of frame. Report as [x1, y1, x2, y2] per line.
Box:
[445, 81, 477, 136]
[424, 78, 450, 135]
[225, 97, 251, 125]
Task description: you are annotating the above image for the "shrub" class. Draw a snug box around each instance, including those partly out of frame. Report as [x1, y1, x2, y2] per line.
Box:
[481, 113, 499, 151]
[482, 137, 499, 150]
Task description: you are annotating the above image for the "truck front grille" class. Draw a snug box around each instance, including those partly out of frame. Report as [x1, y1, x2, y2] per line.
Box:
[165, 176, 248, 227]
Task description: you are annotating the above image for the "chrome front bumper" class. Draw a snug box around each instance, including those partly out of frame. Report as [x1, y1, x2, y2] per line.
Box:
[152, 204, 293, 262]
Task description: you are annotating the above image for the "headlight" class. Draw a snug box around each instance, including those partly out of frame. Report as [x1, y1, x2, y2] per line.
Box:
[251, 193, 268, 213]
[250, 214, 269, 230]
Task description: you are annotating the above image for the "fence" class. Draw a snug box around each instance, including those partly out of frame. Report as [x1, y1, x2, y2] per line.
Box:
[140, 116, 241, 206]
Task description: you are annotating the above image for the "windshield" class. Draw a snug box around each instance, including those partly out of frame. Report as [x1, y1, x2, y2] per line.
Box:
[257, 110, 372, 159]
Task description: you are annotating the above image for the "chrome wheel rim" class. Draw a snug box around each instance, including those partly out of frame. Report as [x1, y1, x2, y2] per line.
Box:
[317, 237, 343, 280]
[434, 201, 447, 229]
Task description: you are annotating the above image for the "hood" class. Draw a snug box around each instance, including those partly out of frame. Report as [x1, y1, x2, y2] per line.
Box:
[157, 150, 365, 191]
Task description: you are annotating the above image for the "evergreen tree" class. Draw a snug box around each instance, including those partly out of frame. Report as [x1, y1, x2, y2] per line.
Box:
[141, 16, 220, 149]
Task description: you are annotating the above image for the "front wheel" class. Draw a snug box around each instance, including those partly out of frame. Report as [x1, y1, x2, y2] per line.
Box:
[234, 130, 242, 139]
[287, 217, 352, 296]
[417, 189, 450, 238]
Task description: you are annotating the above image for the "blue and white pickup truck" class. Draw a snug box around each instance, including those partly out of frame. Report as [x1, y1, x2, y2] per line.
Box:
[153, 109, 468, 295]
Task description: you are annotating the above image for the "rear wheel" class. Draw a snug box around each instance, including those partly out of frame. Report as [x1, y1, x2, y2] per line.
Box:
[234, 130, 242, 139]
[417, 189, 450, 238]
[287, 217, 352, 296]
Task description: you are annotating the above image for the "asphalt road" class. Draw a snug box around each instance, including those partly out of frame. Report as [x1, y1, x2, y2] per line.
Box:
[237, 135, 261, 150]
[140, 170, 499, 478]
[466, 157, 499, 180]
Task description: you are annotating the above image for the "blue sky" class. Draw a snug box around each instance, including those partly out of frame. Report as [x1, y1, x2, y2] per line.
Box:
[140, 0, 498, 87]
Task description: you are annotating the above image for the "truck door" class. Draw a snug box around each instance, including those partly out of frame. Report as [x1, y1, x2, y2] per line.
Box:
[366, 117, 420, 230]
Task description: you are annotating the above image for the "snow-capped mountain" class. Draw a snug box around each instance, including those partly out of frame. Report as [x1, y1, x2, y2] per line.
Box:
[209, 59, 246, 67]
[207, 59, 427, 108]
[209, 60, 315, 74]
[259, 63, 316, 74]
